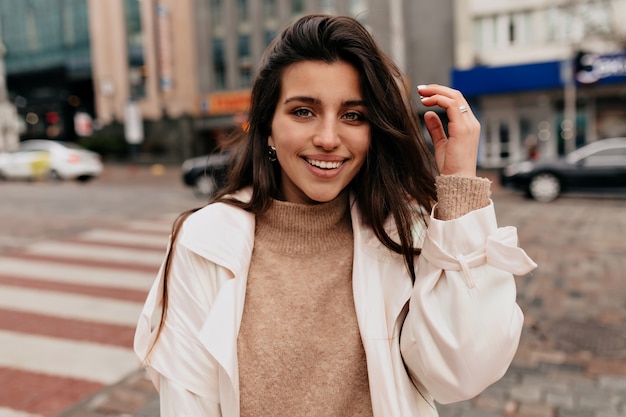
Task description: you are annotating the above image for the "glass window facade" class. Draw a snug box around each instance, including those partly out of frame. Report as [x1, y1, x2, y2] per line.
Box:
[125, 0, 144, 98]
[0, 0, 90, 74]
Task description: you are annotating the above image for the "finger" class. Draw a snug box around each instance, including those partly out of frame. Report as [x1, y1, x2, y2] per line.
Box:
[418, 84, 464, 101]
[423, 111, 446, 144]
[423, 111, 447, 171]
[418, 84, 472, 119]
[421, 94, 471, 119]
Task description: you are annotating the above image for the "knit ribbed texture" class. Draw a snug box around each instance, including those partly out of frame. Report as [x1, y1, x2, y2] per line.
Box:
[435, 175, 492, 220]
[238, 192, 373, 417]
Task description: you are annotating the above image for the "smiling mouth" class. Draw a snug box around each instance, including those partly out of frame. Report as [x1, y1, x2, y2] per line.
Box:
[305, 158, 344, 169]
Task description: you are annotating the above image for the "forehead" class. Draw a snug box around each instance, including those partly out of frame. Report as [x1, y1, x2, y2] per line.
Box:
[279, 60, 363, 100]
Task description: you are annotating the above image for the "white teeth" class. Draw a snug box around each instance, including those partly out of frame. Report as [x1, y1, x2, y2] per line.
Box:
[306, 159, 343, 169]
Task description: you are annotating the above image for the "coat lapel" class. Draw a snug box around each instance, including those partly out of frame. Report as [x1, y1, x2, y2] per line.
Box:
[179, 190, 255, 417]
[349, 198, 415, 417]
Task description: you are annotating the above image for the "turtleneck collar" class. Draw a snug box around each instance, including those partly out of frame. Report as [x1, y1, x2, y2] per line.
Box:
[254, 192, 352, 256]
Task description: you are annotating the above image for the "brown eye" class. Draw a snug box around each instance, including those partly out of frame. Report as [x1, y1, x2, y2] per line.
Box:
[293, 108, 313, 118]
[343, 111, 364, 121]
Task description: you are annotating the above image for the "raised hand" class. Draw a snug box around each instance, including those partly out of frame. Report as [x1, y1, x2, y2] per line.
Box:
[418, 84, 480, 177]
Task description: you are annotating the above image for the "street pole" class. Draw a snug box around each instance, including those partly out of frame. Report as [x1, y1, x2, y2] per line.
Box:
[561, 56, 577, 155]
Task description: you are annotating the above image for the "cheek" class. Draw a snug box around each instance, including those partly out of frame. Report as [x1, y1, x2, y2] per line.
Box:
[352, 131, 371, 160]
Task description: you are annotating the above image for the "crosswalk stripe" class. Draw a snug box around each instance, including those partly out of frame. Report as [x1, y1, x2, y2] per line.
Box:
[0, 308, 134, 348]
[0, 367, 103, 417]
[125, 219, 175, 233]
[75, 229, 169, 249]
[0, 217, 172, 416]
[0, 330, 138, 384]
[0, 275, 148, 302]
[0, 285, 143, 326]
[22, 241, 165, 266]
[0, 407, 44, 417]
[0, 258, 154, 290]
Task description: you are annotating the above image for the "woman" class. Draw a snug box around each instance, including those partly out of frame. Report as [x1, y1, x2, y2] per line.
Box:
[135, 14, 536, 417]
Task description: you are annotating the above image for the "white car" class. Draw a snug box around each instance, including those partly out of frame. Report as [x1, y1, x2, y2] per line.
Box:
[0, 139, 103, 182]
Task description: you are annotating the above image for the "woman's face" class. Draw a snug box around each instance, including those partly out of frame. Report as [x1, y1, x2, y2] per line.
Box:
[268, 60, 371, 204]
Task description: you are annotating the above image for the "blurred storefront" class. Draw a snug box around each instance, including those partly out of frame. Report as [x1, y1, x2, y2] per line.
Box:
[453, 53, 626, 167]
[0, 0, 94, 144]
[453, 0, 626, 168]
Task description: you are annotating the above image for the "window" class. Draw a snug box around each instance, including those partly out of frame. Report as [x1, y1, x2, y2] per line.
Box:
[213, 38, 226, 90]
[0, 0, 90, 72]
[349, 0, 367, 19]
[583, 148, 626, 167]
[510, 11, 532, 46]
[238, 34, 250, 59]
[499, 122, 510, 158]
[474, 10, 532, 51]
[321, 0, 336, 15]
[238, 0, 248, 22]
[211, 0, 222, 27]
[292, 0, 304, 15]
[265, 30, 277, 47]
[238, 34, 251, 87]
[546, 2, 612, 43]
[125, 0, 145, 98]
[264, 0, 277, 18]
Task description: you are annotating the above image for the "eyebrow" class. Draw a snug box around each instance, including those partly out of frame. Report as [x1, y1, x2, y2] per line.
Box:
[283, 96, 367, 107]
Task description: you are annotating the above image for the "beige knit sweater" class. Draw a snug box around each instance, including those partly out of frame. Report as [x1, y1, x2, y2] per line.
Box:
[237, 175, 491, 416]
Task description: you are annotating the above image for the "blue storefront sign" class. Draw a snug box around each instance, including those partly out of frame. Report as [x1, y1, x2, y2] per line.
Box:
[452, 52, 626, 97]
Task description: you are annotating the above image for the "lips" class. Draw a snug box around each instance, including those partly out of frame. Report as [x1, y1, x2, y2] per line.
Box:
[304, 158, 344, 169]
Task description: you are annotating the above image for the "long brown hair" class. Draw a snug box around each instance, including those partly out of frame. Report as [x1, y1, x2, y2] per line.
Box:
[155, 14, 438, 344]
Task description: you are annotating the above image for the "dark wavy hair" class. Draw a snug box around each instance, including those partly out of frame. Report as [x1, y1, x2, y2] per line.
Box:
[155, 14, 438, 342]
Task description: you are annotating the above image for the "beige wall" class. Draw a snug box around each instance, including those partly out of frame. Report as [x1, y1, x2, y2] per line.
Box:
[88, 0, 199, 126]
[88, 0, 130, 125]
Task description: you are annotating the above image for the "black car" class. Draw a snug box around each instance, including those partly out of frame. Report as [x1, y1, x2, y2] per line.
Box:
[500, 137, 626, 202]
[181, 151, 232, 197]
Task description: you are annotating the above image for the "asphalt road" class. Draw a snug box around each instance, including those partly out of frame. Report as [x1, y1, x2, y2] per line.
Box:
[0, 165, 201, 254]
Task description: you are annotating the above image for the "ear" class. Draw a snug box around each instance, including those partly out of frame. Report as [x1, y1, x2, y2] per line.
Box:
[268, 136, 274, 147]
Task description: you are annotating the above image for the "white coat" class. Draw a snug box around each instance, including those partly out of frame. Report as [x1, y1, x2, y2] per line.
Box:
[134, 189, 537, 417]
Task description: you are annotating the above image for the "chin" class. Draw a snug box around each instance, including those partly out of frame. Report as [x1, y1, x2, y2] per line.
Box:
[303, 188, 345, 204]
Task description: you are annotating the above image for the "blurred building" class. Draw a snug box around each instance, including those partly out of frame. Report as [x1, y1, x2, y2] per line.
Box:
[0, 0, 93, 144]
[87, 0, 454, 162]
[0, 18, 20, 152]
[453, 0, 626, 167]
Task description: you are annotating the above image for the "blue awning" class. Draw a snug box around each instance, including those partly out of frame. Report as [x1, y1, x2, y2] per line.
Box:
[452, 61, 562, 97]
[452, 53, 626, 98]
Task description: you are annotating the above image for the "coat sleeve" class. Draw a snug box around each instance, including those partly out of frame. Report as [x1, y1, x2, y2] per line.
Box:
[400, 201, 536, 404]
[134, 240, 227, 416]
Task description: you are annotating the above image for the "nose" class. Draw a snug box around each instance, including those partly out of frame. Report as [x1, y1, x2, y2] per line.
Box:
[312, 119, 340, 150]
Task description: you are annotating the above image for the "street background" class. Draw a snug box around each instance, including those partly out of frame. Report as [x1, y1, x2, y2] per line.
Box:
[1, 166, 625, 417]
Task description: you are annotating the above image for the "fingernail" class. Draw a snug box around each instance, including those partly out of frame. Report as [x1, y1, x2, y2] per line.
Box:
[417, 85, 426, 99]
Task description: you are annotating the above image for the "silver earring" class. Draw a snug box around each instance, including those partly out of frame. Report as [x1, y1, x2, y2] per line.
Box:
[267, 145, 277, 162]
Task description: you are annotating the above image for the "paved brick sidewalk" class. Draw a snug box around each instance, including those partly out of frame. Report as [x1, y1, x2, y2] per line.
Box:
[55, 368, 159, 417]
